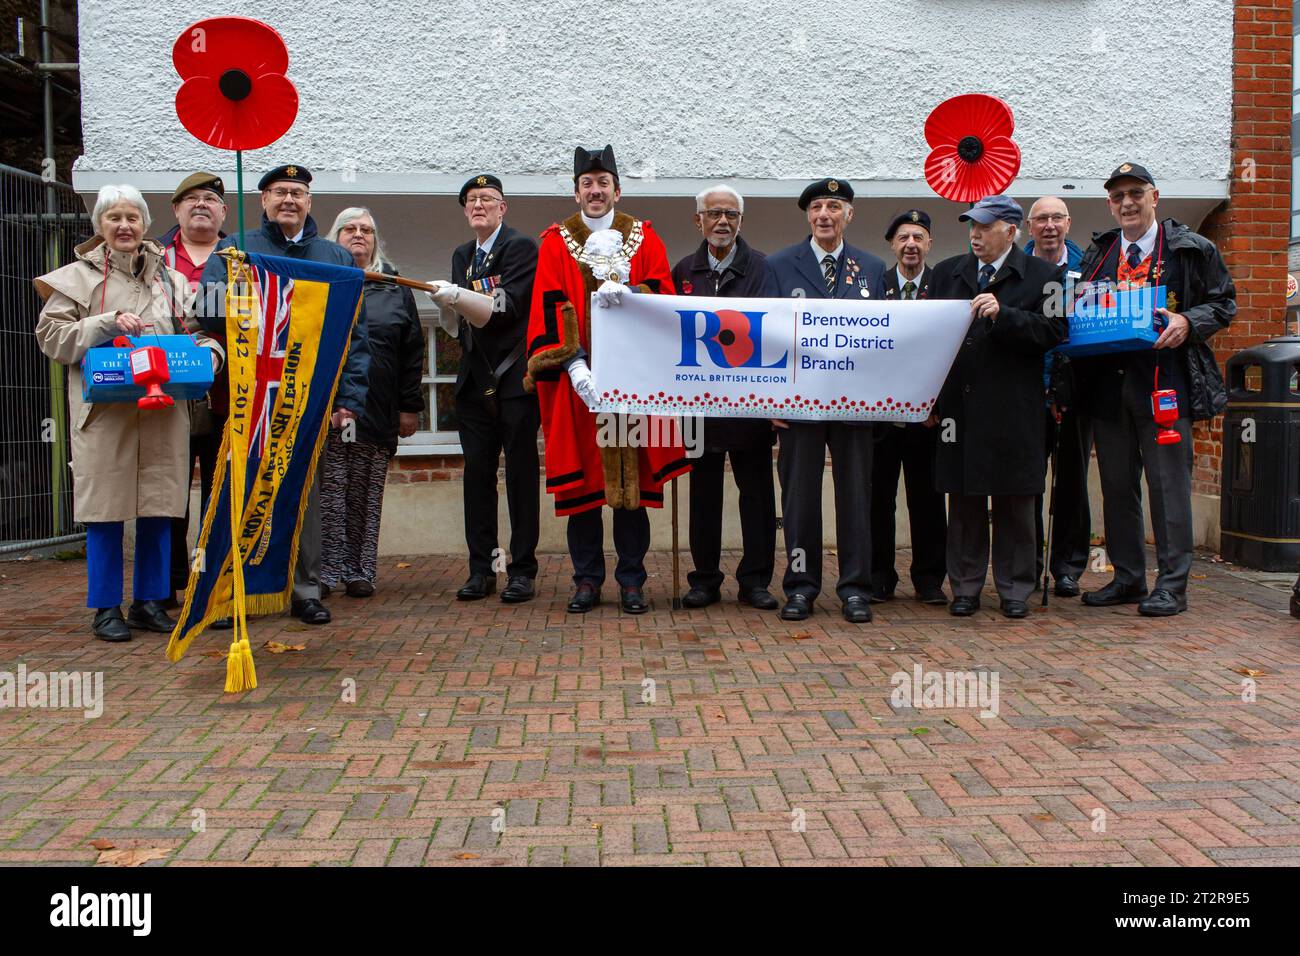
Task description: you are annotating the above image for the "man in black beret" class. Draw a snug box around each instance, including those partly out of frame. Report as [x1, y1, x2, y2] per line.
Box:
[195, 162, 370, 626]
[871, 208, 947, 605]
[424, 173, 542, 604]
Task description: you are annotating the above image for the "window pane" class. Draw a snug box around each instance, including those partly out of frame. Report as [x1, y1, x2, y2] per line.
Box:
[435, 382, 458, 432]
[436, 327, 462, 376]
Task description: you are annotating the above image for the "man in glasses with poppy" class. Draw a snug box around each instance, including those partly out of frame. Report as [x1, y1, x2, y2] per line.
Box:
[1071, 163, 1235, 617]
[196, 163, 371, 626]
[671, 184, 780, 612]
[424, 174, 541, 605]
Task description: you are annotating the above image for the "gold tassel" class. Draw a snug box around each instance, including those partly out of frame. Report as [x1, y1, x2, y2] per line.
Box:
[223, 638, 242, 693]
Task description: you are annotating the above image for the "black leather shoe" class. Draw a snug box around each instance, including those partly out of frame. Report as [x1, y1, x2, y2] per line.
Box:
[842, 596, 873, 623]
[210, 617, 233, 630]
[949, 596, 981, 616]
[681, 587, 720, 608]
[1138, 588, 1187, 617]
[345, 579, 375, 598]
[456, 574, 495, 601]
[739, 587, 779, 610]
[567, 580, 601, 613]
[917, 585, 947, 605]
[320, 583, 333, 599]
[1291, 585, 1300, 620]
[161, 594, 181, 610]
[500, 577, 536, 603]
[868, 588, 894, 604]
[780, 594, 812, 621]
[1082, 580, 1148, 607]
[619, 586, 649, 614]
[92, 607, 131, 642]
[1053, 575, 1081, 597]
[127, 600, 175, 633]
[1001, 599, 1029, 619]
[291, 598, 331, 624]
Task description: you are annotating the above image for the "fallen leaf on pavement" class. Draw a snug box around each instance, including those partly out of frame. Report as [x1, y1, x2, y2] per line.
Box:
[792, 632, 812, 641]
[1234, 667, 1265, 678]
[89, 838, 116, 850]
[97, 847, 169, 867]
[1032, 813, 1053, 822]
[910, 726, 930, 735]
[396, 562, 412, 569]
[200, 649, 227, 660]
[263, 641, 306, 654]
[452, 852, 479, 860]
[942, 717, 958, 727]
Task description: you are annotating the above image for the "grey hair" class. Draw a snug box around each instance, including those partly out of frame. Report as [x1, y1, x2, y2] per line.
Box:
[327, 206, 391, 271]
[92, 184, 151, 234]
[695, 183, 744, 215]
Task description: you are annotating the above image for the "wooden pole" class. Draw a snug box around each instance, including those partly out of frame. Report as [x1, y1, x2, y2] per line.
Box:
[363, 271, 436, 292]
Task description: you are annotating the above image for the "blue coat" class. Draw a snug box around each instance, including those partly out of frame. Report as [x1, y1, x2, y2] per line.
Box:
[195, 214, 370, 417]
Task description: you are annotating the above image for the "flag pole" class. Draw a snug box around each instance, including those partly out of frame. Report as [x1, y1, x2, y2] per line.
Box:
[236, 150, 246, 248]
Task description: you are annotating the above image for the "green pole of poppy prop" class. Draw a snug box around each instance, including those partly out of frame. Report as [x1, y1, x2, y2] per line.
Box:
[172, 16, 300, 247]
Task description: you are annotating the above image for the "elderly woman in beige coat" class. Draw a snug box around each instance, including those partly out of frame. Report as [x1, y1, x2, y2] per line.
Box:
[35, 184, 224, 642]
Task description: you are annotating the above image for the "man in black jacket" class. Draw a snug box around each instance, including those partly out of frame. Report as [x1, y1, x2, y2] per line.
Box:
[427, 174, 541, 604]
[672, 185, 780, 612]
[1072, 163, 1235, 617]
[931, 195, 1067, 619]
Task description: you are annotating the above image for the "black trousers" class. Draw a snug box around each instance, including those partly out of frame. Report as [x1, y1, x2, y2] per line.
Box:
[777, 422, 873, 601]
[457, 392, 541, 580]
[870, 423, 946, 594]
[567, 506, 651, 588]
[1036, 406, 1094, 582]
[169, 424, 224, 593]
[687, 446, 776, 594]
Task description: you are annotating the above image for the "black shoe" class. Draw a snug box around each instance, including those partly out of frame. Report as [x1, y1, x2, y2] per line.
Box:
[500, 576, 535, 603]
[1000, 598, 1029, 619]
[1291, 586, 1300, 620]
[1138, 588, 1187, 617]
[161, 593, 181, 610]
[210, 617, 234, 630]
[345, 579, 375, 598]
[739, 587, 779, 610]
[780, 594, 812, 621]
[842, 596, 873, 623]
[1082, 579, 1148, 607]
[567, 580, 601, 613]
[916, 585, 947, 605]
[290, 598, 331, 624]
[949, 596, 981, 616]
[320, 583, 333, 599]
[127, 600, 175, 633]
[92, 607, 131, 642]
[868, 588, 894, 604]
[456, 574, 495, 601]
[619, 586, 649, 614]
[1053, 575, 1081, 597]
[681, 587, 720, 609]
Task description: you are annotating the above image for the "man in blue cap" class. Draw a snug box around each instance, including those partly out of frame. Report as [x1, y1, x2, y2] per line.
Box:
[930, 195, 1067, 619]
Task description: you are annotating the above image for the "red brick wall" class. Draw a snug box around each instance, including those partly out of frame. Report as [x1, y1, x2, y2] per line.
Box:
[388, 455, 465, 483]
[1194, 0, 1292, 495]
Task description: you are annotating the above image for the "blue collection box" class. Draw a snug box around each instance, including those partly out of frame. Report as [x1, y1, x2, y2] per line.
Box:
[1060, 284, 1166, 358]
[81, 335, 215, 403]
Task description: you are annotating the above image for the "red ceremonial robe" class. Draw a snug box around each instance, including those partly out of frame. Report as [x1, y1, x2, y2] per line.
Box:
[524, 211, 691, 516]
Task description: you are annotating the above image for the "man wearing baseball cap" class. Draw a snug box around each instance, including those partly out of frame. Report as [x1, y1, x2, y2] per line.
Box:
[1071, 163, 1235, 617]
[930, 195, 1067, 619]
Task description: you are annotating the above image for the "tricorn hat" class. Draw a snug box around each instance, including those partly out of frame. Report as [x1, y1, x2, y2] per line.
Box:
[574, 145, 619, 184]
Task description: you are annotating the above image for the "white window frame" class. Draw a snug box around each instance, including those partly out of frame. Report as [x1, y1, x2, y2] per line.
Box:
[396, 306, 462, 455]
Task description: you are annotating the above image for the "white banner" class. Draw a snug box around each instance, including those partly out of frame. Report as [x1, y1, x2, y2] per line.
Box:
[590, 292, 972, 422]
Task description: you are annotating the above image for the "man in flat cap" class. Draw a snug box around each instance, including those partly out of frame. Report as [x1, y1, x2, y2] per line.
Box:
[424, 174, 541, 604]
[766, 178, 886, 624]
[157, 172, 236, 610]
[871, 208, 946, 606]
[1072, 163, 1235, 617]
[196, 163, 370, 626]
[931, 195, 1067, 619]
[524, 145, 688, 615]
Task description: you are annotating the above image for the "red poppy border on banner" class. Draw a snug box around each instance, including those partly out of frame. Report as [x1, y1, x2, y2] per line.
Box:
[596, 389, 938, 421]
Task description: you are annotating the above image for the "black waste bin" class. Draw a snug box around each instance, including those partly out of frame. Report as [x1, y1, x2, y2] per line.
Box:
[1220, 335, 1300, 570]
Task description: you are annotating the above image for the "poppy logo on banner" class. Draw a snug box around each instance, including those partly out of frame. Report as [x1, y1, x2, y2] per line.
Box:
[676, 309, 789, 370]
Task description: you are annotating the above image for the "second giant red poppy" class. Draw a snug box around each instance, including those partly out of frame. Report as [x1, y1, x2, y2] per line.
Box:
[923, 93, 1021, 203]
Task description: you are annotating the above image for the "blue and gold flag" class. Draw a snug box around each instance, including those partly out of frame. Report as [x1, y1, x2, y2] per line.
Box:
[166, 250, 364, 688]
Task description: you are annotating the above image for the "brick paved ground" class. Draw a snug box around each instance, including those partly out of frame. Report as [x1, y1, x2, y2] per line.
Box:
[0, 549, 1296, 867]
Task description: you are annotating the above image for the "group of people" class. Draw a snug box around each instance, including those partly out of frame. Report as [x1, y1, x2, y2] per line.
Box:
[33, 144, 1235, 642]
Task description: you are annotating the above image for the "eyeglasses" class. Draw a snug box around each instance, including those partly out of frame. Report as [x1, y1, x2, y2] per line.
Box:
[466, 196, 501, 207]
[267, 187, 309, 200]
[1108, 186, 1151, 203]
[178, 193, 223, 207]
[341, 224, 375, 235]
[1029, 213, 1068, 224]
[701, 209, 741, 222]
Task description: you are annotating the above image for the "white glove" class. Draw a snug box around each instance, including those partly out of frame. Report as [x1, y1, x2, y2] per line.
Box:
[595, 279, 631, 308]
[424, 280, 460, 336]
[566, 359, 600, 409]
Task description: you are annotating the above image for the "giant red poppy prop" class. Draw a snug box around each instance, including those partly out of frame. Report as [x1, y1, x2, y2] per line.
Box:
[923, 94, 1021, 203]
[173, 16, 298, 151]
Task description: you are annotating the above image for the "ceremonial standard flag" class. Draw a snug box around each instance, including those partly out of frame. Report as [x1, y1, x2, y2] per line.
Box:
[166, 251, 364, 675]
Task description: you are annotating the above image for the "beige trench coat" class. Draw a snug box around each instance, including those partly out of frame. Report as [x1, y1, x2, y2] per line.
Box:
[34, 236, 225, 524]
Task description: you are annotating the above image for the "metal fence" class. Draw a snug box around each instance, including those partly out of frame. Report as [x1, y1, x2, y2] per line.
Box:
[0, 163, 91, 554]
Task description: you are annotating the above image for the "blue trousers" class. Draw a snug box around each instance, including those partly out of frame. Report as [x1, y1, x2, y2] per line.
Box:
[85, 517, 171, 609]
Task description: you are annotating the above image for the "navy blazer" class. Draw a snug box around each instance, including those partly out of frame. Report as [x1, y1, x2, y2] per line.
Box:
[766, 235, 887, 302]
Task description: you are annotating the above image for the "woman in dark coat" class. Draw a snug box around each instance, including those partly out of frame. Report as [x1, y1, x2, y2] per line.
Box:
[320, 208, 425, 597]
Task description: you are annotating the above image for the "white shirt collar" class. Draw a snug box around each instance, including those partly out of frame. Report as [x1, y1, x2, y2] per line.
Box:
[582, 210, 615, 233]
[708, 243, 737, 273]
[810, 238, 843, 265]
[288, 226, 305, 243]
[978, 246, 1012, 279]
[1121, 219, 1159, 261]
[476, 223, 504, 257]
[896, 265, 924, 291]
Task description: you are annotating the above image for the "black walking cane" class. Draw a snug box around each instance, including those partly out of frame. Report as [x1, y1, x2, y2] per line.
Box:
[1041, 414, 1062, 607]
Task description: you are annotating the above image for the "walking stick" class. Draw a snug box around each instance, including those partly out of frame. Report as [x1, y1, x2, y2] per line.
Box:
[1042, 414, 1062, 607]
[671, 476, 682, 610]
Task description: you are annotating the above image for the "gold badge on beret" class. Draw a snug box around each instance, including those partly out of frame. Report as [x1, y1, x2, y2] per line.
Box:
[828, 180, 839, 192]
[1118, 163, 1132, 173]
[286, 165, 298, 177]
[910, 211, 919, 222]
[476, 175, 487, 186]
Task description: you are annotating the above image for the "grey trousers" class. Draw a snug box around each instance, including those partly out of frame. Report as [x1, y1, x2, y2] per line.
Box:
[292, 454, 327, 603]
[947, 493, 1038, 602]
[777, 421, 873, 601]
[1091, 384, 1194, 597]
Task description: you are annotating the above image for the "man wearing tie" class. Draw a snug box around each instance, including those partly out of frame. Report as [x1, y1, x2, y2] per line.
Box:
[766, 179, 886, 623]
[872, 209, 947, 606]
